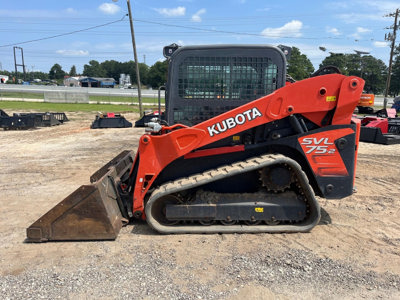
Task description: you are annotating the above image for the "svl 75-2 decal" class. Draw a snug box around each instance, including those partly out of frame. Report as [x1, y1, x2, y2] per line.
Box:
[300, 137, 336, 154]
[298, 129, 354, 177]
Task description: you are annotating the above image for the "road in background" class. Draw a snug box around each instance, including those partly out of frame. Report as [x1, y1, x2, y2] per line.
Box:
[0, 84, 165, 98]
[374, 96, 394, 106]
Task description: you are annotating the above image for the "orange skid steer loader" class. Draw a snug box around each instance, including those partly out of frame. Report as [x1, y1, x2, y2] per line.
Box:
[26, 45, 364, 242]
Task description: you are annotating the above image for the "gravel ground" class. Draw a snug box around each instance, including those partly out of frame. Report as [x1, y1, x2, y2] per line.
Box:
[0, 111, 399, 299]
[1, 235, 399, 299]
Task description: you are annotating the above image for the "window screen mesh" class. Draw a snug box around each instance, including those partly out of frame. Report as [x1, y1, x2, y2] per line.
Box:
[178, 56, 278, 101]
[173, 105, 239, 125]
[171, 54, 280, 126]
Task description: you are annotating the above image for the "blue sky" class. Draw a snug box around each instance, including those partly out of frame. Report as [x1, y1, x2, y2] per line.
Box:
[0, 0, 398, 74]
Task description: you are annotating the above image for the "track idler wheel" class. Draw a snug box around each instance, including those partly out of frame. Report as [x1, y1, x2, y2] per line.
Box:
[150, 194, 181, 225]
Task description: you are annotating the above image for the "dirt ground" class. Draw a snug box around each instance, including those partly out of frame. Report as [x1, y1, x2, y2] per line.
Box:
[0, 111, 399, 299]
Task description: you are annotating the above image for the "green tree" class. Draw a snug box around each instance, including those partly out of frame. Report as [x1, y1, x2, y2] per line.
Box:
[31, 71, 49, 81]
[101, 60, 123, 81]
[147, 60, 168, 88]
[82, 60, 106, 77]
[81, 59, 150, 85]
[69, 65, 77, 76]
[1, 69, 48, 83]
[138, 63, 149, 86]
[49, 63, 66, 80]
[319, 53, 348, 74]
[320, 53, 387, 94]
[359, 55, 387, 94]
[287, 47, 314, 80]
[389, 45, 400, 96]
[119, 61, 149, 86]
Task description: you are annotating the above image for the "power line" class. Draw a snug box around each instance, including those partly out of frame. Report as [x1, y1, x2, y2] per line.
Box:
[0, 24, 388, 35]
[1, 13, 383, 48]
[0, 13, 343, 22]
[132, 18, 343, 40]
[0, 15, 127, 48]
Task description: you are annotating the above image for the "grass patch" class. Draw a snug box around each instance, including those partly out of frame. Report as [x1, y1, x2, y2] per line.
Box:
[0, 101, 140, 113]
[89, 95, 163, 104]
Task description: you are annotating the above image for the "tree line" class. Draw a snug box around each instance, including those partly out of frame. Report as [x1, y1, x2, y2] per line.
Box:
[287, 46, 400, 96]
[1, 45, 399, 95]
[1, 59, 168, 89]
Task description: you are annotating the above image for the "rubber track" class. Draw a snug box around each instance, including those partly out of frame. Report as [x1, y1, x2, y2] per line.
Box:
[145, 154, 321, 234]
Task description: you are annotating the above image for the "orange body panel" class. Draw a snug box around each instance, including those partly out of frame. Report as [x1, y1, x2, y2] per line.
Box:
[358, 93, 375, 107]
[298, 128, 354, 177]
[132, 74, 364, 215]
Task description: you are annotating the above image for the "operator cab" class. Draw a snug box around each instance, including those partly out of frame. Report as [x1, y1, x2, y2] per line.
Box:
[164, 44, 289, 126]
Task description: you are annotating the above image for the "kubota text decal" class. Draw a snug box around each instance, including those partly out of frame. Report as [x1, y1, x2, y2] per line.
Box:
[207, 107, 262, 137]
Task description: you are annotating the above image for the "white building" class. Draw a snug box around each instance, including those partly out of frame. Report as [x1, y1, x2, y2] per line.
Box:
[63, 76, 82, 87]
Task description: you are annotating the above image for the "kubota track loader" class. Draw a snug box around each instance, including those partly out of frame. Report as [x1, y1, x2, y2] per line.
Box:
[26, 45, 364, 242]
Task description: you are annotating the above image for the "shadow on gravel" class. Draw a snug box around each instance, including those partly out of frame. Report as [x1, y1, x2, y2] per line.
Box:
[318, 208, 332, 225]
[129, 221, 157, 235]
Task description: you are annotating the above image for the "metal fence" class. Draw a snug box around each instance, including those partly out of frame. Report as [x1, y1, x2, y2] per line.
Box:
[44, 91, 89, 103]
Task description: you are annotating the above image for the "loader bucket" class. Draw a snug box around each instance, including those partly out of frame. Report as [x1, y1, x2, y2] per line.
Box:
[26, 150, 134, 242]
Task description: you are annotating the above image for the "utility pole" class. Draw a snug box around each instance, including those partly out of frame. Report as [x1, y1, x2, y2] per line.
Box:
[383, 8, 399, 108]
[126, 0, 143, 116]
[113, 0, 143, 115]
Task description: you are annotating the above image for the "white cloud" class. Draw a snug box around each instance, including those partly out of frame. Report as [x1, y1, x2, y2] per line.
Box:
[155, 6, 186, 17]
[191, 9, 206, 22]
[332, 1, 399, 23]
[336, 13, 384, 24]
[327, 1, 350, 9]
[98, 3, 121, 15]
[373, 41, 389, 48]
[261, 20, 303, 39]
[65, 8, 77, 14]
[56, 50, 89, 56]
[350, 27, 372, 40]
[356, 27, 371, 33]
[326, 26, 341, 36]
[257, 8, 271, 12]
[358, 0, 399, 13]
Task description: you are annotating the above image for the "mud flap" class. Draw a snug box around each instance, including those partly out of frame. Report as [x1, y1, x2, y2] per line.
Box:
[26, 150, 134, 242]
